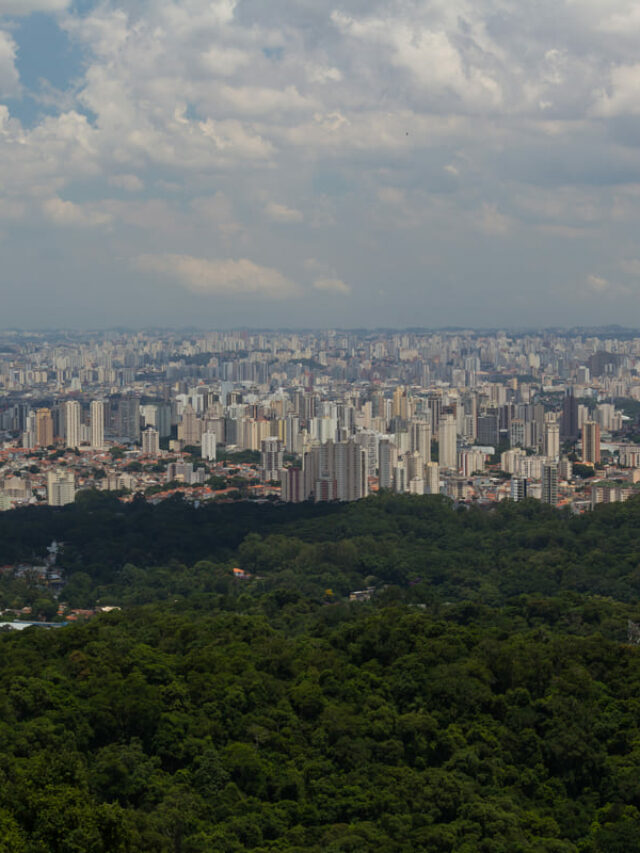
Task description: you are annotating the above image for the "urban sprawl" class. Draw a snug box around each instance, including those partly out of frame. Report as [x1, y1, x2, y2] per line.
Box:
[0, 328, 638, 514]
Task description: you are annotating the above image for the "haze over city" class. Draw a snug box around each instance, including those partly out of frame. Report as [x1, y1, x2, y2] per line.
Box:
[2, 0, 640, 328]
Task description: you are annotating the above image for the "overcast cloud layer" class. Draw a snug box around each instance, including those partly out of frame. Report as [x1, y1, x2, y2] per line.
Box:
[2, 0, 640, 328]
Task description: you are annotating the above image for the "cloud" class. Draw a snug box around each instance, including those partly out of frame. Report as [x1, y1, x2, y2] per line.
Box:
[136, 254, 300, 298]
[592, 64, 640, 116]
[587, 274, 610, 292]
[330, 11, 502, 110]
[6, 0, 640, 327]
[265, 202, 303, 223]
[108, 174, 143, 192]
[313, 277, 351, 295]
[42, 197, 112, 227]
[620, 259, 640, 275]
[478, 204, 511, 235]
[0, 0, 69, 13]
[586, 273, 630, 296]
[0, 30, 19, 97]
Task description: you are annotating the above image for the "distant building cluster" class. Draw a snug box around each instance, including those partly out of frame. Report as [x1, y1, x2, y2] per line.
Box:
[1, 328, 640, 511]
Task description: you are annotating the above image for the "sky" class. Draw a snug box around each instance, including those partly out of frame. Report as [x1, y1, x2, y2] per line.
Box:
[2, 0, 640, 329]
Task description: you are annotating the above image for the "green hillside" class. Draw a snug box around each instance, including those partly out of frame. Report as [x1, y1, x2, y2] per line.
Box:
[1, 494, 640, 850]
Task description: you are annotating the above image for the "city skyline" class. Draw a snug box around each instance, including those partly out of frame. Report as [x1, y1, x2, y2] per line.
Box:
[2, 1, 640, 328]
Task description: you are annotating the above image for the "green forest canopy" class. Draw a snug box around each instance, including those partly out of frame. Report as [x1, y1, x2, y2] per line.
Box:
[1, 494, 640, 850]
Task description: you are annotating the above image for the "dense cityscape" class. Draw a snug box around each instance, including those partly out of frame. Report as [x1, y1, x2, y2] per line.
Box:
[0, 327, 639, 514]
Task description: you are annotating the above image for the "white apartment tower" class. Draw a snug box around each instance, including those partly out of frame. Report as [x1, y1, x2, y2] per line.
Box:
[201, 432, 217, 462]
[142, 427, 160, 456]
[438, 414, 457, 470]
[90, 400, 105, 450]
[65, 400, 81, 449]
[544, 421, 560, 461]
[425, 461, 440, 494]
[410, 420, 431, 461]
[47, 470, 75, 506]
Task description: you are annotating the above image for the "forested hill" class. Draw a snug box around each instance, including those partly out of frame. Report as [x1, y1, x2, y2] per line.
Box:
[2, 495, 640, 850]
[3, 491, 640, 615]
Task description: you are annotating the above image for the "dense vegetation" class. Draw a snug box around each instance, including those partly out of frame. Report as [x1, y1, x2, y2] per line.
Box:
[1, 494, 640, 850]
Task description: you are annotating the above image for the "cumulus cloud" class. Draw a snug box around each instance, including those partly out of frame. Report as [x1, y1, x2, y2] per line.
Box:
[587, 274, 610, 292]
[313, 277, 351, 295]
[586, 273, 629, 296]
[0, 30, 19, 97]
[265, 202, 303, 223]
[136, 254, 300, 298]
[592, 64, 640, 116]
[42, 197, 112, 227]
[5, 0, 640, 325]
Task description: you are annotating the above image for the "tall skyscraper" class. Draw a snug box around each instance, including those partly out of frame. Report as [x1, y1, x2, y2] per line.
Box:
[118, 397, 141, 443]
[438, 414, 457, 470]
[65, 400, 81, 449]
[582, 420, 601, 465]
[35, 408, 54, 448]
[334, 440, 368, 501]
[378, 439, 397, 490]
[90, 400, 105, 450]
[544, 421, 560, 461]
[410, 420, 431, 460]
[561, 389, 579, 441]
[541, 462, 558, 505]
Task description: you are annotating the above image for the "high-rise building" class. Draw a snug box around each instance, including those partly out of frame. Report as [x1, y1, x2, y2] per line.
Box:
[65, 400, 81, 449]
[561, 389, 579, 441]
[334, 440, 368, 501]
[155, 404, 173, 439]
[201, 432, 217, 462]
[541, 462, 558, 505]
[425, 461, 440, 494]
[178, 403, 202, 446]
[459, 449, 485, 476]
[90, 400, 105, 450]
[393, 459, 408, 493]
[281, 467, 305, 502]
[477, 412, 499, 447]
[544, 421, 560, 461]
[260, 437, 284, 482]
[35, 408, 54, 448]
[510, 476, 527, 502]
[378, 439, 397, 490]
[582, 420, 601, 465]
[392, 386, 409, 420]
[304, 439, 368, 502]
[118, 397, 141, 443]
[438, 414, 457, 470]
[47, 470, 75, 506]
[410, 420, 431, 460]
[142, 426, 160, 455]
